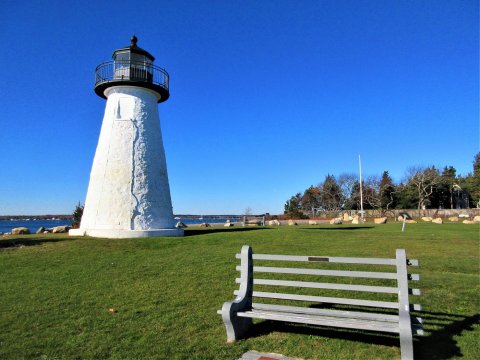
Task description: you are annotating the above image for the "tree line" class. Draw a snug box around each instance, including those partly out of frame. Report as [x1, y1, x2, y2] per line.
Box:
[284, 153, 480, 218]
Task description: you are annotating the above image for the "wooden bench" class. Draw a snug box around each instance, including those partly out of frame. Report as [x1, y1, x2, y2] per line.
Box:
[242, 216, 266, 227]
[218, 246, 423, 360]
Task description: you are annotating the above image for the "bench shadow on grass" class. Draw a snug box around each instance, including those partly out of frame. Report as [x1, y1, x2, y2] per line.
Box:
[184, 227, 267, 237]
[301, 226, 375, 231]
[0, 235, 72, 249]
[246, 309, 480, 359]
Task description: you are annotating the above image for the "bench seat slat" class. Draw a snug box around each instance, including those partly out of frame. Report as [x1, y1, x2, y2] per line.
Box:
[234, 290, 399, 309]
[237, 309, 400, 333]
[252, 303, 400, 322]
[242, 278, 399, 294]
[239, 266, 398, 279]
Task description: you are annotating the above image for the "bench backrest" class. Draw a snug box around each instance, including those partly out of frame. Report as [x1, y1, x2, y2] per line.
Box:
[242, 216, 266, 226]
[233, 245, 421, 314]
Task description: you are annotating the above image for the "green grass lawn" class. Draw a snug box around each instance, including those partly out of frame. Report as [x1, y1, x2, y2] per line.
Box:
[1, 223, 479, 359]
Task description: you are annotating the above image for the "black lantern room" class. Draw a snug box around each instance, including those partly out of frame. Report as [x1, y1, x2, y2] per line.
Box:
[94, 36, 169, 103]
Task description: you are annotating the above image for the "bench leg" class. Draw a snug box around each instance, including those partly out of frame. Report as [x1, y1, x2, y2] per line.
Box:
[396, 249, 414, 360]
[221, 245, 253, 342]
[399, 327, 414, 360]
[221, 301, 252, 342]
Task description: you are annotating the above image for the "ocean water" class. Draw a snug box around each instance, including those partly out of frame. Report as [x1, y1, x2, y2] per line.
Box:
[0, 217, 241, 234]
[0, 219, 71, 234]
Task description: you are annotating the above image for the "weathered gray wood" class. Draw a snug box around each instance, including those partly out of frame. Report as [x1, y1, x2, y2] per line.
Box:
[237, 266, 398, 279]
[236, 253, 398, 265]
[410, 289, 421, 296]
[220, 245, 253, 342]
[407, 259, 419, 266]
[237, 309, 400, 333]
[252, 303, 400, 322]
[220, 246, 422, 359]
[396, 249, 414, 360]
[236, 278, 399, 294]
[235, 290, 399, 309]
[409, 274, 420, 281]
[411, 304, 422, 311]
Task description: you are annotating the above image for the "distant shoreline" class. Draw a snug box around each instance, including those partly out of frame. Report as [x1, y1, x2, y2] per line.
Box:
[0, 215, 73, 220]
[0, 214, 253, 221]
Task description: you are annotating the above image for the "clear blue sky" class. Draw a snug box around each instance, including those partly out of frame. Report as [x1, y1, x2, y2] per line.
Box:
[1, 0, 478, 215]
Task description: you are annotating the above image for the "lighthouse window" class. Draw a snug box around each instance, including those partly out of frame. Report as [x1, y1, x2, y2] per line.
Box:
[115, 51, 130, 62]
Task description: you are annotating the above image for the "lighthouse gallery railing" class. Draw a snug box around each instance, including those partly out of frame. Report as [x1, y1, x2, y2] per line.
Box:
[95, 60, 169, 92]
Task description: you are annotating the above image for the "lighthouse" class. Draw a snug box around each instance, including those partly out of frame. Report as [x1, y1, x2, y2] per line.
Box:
[70, 36, 183, 238]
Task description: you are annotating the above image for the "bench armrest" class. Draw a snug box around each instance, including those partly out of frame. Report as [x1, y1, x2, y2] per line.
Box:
[219, 245, 253, 342]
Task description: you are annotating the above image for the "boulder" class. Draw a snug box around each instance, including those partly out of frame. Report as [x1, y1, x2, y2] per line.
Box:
[52, 226, 71, 233]
[288, 220, 297, 226]
[36, 227, 46, 234]
[268, 219, 280, 226]
[462, 220, 477, 224]
[406, 220, 417, 224]
[421, 217, 433, 222]
[308, 220, 318, 225]
[448, 216, 459, 222]
[397, 216, 405, 222]
[459, 214, 469, 218]
[473, 216, 480, 223]
[330, 218, 342, 225]
[352, 216, 360, 224]
[200, 223, 211, 227]
[175, 222, 187, 228]
[343, 213, 352, 221]
[11, 227, 30, 235]
[432, 218, 443, 224]
[374, 217, 387, 224]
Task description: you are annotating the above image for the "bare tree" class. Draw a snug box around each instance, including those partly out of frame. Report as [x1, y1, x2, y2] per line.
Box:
[405, 166, 441, 210]
[337, 173, 358, 209]
[363, 175, 382, 210]
[363, 173, 397, 215]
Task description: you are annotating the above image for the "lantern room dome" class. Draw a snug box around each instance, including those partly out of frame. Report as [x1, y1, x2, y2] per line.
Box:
[94, 36, 169, 103]
[112, 35, 155, 62]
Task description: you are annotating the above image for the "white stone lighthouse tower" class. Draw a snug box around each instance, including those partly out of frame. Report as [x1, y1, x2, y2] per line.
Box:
[70, 36, 183, 238]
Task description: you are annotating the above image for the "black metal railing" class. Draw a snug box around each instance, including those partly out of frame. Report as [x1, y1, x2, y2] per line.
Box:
[94, 60, 169, 91]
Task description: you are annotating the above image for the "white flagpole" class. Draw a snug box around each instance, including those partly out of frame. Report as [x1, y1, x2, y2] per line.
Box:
[359, 155, 364, 222]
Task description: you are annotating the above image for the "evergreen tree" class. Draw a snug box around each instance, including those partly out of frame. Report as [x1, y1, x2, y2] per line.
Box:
[284, 193, 305, 218]
[320, 175, 343, 211]
[379, 171, 397, 210]
[459, 152, 480, 208]
[302, 186, 321, 217]
[395, 182, 417, 209]
[431, 166, 456, 209]
[72, 202, 84, 229]
[349, 181, 361, 210]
